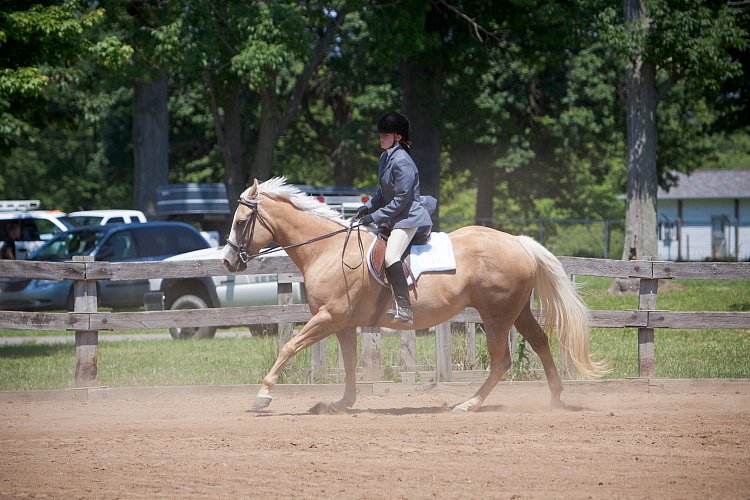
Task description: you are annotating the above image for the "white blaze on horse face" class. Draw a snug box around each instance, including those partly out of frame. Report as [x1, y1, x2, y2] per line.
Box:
[221, 240, 235, 263]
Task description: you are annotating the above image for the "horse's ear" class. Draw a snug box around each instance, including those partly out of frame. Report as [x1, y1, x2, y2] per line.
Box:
[248, 178, 259, 198]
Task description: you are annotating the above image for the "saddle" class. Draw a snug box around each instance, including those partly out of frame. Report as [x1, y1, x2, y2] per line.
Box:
[369, 234, 415, 286]
[368, 229, 456, 287]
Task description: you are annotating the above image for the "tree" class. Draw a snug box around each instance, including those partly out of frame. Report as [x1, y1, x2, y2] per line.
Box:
[0, 1, 134, 208]
[617, 0, 746, 260]
[441, 1, 623, 228]
[155, 1, 352, 206]
[119, 1, 181, 215]
[0, 1, 114, 153]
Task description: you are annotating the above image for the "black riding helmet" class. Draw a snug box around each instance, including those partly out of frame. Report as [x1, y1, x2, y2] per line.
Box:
[376, 112, 410, 142]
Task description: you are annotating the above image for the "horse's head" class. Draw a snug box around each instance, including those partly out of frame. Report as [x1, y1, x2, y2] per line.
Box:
[223, 179, 275, 272]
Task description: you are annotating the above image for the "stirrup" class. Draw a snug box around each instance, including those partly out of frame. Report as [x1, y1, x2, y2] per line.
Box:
[387, 303, 413, 325]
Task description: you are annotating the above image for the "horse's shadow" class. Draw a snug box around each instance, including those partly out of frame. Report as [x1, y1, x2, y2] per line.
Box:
[250, 401, 587, 417]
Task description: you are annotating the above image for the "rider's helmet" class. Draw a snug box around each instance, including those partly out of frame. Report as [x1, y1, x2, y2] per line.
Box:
[376, 112, 410, 142]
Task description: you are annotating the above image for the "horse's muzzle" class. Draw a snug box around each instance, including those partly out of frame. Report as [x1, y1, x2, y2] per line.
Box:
[223, 257, 247, 273]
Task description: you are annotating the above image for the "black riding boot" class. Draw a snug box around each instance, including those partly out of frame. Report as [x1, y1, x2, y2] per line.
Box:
[385, 262, 413, 325]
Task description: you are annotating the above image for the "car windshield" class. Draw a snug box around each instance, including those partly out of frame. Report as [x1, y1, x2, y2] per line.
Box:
[32, 229, 105, 260]
[61, 216, 104, 227]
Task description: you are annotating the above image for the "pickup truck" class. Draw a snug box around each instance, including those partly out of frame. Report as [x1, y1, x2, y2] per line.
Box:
[144, 246, 306, 339]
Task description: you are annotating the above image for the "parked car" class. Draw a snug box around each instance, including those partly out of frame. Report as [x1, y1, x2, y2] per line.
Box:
[0, 222, 209, 311]
[0, 200, 71, 259]
[61, 209, 148, 227]
[144, 246, 306, 339]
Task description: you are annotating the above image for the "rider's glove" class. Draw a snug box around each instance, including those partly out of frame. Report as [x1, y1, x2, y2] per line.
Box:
[354, 205, 369, 220]
[360, 214, 374, 225]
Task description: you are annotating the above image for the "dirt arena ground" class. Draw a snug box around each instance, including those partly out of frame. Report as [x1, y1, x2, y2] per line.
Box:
[1, 379, 748, 499]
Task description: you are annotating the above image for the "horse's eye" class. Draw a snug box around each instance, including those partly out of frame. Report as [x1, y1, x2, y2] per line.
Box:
[235, 219, 246, 227]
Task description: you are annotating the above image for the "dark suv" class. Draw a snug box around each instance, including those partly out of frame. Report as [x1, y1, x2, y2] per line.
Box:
[0, 222, 209, 311]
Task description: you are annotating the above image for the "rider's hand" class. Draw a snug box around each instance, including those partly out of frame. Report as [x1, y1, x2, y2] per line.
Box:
[354, 205, 369, 220]
[360, 214, 374, 225]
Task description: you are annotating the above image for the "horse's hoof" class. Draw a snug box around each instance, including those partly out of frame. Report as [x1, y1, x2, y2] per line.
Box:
[333, 400, 354, 411]
[452, 401, 479, 413]
[550, 400, 565, 411]
[309, 401, 342, 415]
[250, 396, 273, 412]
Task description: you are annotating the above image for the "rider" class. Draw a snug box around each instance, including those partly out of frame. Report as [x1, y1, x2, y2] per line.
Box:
[355, 112, 435, 325]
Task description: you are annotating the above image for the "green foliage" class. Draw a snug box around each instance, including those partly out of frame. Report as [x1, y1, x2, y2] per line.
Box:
[545, 223, 625, 259]
[0, 0, 747, 226]
[698, 129, 750, 170]
[0, 1, 107, 151]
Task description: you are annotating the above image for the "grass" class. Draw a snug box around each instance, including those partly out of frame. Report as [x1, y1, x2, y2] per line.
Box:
[0, 277, 748, 390]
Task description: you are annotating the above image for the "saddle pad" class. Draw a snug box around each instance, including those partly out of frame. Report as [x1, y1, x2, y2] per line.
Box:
[367, 232, 456, 286]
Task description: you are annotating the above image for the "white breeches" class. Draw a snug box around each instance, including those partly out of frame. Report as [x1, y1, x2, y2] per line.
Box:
[384, 227, 417, 266]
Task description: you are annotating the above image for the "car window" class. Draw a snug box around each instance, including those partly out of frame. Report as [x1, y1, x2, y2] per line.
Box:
[63, 216, 104, 227]
[33, 229, 105, 260]
[106, 217, 125, 224]
[34, 219, 64, 240]
[98, 231, 136, 260]
[133, 226, 207, 258]
[18, 220, 40, 241]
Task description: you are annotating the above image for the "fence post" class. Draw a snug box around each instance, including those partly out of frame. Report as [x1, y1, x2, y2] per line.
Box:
[638, 259, 658, 377]
[73, 256, 97, 387]
[276, 274, 295, 369]
[465, 322, 476, 369]
[361, 327, 381, 381]
[400, 329, 416, 371]
[435, 322, 452, 382]
[311, 337, 327, 382]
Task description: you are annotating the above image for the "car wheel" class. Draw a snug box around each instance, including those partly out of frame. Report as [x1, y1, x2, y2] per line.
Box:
[168, 294, 217, 340]
[248, 323, 278, 336]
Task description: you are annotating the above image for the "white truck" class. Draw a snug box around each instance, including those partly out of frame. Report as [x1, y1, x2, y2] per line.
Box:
[144, 246, 306, 339]
[0, 200, 70, 259]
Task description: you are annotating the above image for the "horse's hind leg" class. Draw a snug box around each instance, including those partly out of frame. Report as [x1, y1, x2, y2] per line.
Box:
[453, 314, 512, 413]
[514, 300, 564, 408]
[334, 327, 357, 409]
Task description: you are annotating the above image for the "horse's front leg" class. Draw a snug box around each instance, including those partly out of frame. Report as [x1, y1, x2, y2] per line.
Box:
[334, 327, 357, 409]
[251, 307, 337, 411]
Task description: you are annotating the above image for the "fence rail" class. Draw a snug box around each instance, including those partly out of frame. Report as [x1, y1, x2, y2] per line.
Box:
[1, 256, 749, 387]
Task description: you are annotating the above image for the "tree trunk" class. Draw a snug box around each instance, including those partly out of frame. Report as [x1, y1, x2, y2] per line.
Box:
[402, 63, 441, 228]
[331, 94, 355, 186]
[622, 0, 659, 261]
[475, 167, 495, 227]
[251, 8, 351, 182]
[132, 68, 169, 216]
[203, 70, 247, 209]
[253, 86, 278, 183]
[222, 84, 246, 206]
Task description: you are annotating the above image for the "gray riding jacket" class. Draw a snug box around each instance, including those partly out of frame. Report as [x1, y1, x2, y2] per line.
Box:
[365, 145, 435, 229]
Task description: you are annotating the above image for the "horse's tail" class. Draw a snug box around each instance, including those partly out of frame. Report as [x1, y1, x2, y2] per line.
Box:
[516, 235, 609, 379]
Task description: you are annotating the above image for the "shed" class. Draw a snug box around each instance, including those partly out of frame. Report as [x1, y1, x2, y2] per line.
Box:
[657, 169, 750, 261]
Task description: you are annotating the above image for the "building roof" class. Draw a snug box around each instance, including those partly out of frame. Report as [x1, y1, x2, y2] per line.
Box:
[658, 169, 750, 200]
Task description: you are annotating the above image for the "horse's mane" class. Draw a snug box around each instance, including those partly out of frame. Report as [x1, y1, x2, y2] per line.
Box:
[255, 177, 347, 225]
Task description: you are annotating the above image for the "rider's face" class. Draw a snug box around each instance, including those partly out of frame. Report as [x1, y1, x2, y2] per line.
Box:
[379, 133, 401, 150]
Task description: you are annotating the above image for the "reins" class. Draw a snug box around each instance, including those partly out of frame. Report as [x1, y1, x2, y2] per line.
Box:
[226, 196, 367, 267]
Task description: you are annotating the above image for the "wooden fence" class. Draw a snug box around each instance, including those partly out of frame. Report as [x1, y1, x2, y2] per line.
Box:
[1, 256, 749, 387]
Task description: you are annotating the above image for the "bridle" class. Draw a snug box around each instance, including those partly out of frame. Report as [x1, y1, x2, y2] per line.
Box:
[225, 196, 267, 264]
[225, 194, 366, 267]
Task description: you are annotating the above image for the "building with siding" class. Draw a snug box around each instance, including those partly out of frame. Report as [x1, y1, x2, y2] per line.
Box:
[657, 169, 750, 261]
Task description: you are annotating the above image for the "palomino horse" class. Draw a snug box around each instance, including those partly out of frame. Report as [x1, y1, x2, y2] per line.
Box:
[223, 178, 607, 412]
